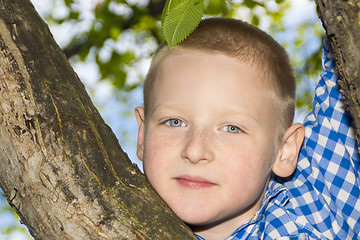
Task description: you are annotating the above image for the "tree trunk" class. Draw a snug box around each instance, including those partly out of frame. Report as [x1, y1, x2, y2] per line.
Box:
[0, 0, 196, 239]
[315, 0, 360, 150]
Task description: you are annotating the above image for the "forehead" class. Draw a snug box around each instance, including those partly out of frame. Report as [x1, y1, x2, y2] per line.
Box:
[148, 50, 277, 123]
[154, 49, 269, 94]
[155, 47, 268, 85]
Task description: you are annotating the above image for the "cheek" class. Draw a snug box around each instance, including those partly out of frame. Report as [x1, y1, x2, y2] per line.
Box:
[219, 147, 272, 212]
[222, 143, 274, 185]
[142, 132, 177, 182]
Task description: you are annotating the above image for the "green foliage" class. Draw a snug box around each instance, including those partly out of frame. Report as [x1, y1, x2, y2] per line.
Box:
[64, 0, 74, 7]
[291, 19, 324, 111]
[204, 0, 230, 15]
[161, 0, 204, 47]
[244, 0, 265, 9]
[96, 51, 136, 89]
[37, 0, 317, 95]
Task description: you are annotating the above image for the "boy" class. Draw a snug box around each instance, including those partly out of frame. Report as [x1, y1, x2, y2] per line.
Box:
[135, 18, 360, 239]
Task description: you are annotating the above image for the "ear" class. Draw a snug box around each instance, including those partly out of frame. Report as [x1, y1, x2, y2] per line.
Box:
[135, 107, 146, 161]
[272, 123, 305, 178]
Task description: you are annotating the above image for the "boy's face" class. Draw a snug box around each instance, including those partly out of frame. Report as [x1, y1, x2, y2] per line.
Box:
[136, 50, 282, 234]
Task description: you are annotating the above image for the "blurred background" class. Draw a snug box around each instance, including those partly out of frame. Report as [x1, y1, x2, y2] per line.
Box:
[0, 0, 322, 239]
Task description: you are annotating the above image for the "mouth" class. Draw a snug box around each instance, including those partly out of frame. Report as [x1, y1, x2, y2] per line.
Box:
[174, 175, 217, 189]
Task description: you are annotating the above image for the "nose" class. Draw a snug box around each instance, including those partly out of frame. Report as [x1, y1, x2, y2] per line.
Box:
[181, 127, 214, 164]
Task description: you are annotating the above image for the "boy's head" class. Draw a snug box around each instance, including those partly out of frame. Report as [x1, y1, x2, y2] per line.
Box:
[135, 17, 304, 239]
[144, 17, 296, 136]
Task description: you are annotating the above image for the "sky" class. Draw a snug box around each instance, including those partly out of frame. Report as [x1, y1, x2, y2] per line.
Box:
[0, 0, 319, 239]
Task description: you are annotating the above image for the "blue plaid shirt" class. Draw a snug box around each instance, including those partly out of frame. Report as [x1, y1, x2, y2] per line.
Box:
[197, 39, 360, 239]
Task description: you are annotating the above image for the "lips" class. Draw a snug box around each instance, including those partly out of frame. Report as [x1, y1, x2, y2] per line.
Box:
[174, 175, 217, 189]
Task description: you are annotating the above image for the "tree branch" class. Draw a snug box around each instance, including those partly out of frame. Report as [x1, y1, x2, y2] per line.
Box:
[0, 0, 196, 239]
[315, 0, 360, 150]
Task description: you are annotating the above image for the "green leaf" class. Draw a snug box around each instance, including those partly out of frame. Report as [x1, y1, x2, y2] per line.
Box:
[162, 0, 204, 48]
[161, 0, 182, 24]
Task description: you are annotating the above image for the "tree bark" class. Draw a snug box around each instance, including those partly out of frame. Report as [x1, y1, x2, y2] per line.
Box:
[315, 0, 360, 150]
[0, 0, 196, 239]
[1, 0, 360, 239]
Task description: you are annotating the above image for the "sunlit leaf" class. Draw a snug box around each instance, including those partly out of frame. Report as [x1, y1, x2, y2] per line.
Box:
[161, 0, 183, 24]
[162, 0, 204, 48]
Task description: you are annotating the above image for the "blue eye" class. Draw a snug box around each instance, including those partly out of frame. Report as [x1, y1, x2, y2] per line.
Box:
[166, 119, 186, 127]
[225, 125, 241, 133]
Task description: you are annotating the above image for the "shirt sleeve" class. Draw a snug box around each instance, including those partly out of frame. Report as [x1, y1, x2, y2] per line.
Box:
[293, 37, 360, 238]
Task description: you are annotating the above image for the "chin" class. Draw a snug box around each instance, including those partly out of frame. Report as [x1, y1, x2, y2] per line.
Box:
[177, 211, 218, 227]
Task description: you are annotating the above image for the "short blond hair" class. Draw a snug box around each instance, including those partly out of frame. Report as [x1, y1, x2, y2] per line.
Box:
[143, 17, 295, 134]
